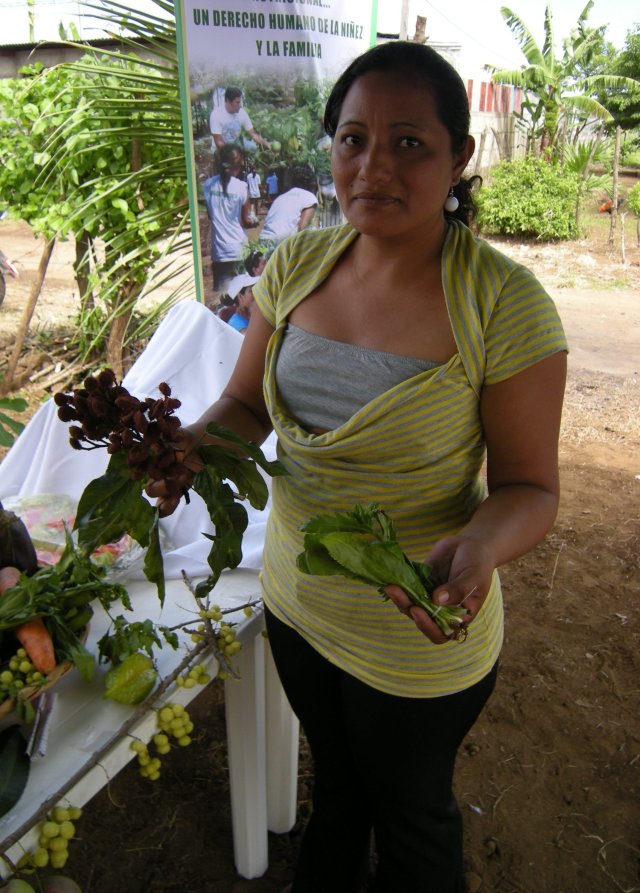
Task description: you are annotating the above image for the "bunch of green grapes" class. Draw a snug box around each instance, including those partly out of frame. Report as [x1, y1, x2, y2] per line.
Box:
[25, 805, 82, 870]
[0, 648, 45, 704]
[129, 739, 162, 781]
[175, 662, 211, 690]
[129, 703, 195, 781]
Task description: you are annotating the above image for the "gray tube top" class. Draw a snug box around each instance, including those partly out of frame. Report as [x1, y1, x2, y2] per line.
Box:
[275, 322, 438, 431]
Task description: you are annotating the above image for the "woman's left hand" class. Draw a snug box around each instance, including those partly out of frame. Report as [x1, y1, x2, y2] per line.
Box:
[384, 534, 495, 644]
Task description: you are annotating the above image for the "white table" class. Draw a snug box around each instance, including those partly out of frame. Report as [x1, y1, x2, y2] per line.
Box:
[0, 570, 300, 879]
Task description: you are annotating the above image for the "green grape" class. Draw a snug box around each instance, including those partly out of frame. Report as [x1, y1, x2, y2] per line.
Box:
[68, 806, 83, 821]
[51, 807, 71, 823]
[0, 671, 14, 685]
[177, 735, 192, 747]
[41, 822, 60, 839]
[32, 847, 50, 868]
[50, 850, 68, 869]
[58, 821, 76, 840]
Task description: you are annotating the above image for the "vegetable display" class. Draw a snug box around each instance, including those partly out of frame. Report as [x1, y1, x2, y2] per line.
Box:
[297, 504, 468, 639]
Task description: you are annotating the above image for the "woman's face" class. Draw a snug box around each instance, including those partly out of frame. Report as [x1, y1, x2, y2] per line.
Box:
[330, 71, 474, 241]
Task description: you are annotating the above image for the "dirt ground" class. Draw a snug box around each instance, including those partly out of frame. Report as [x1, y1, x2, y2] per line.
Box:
[0, 203, 639, 893]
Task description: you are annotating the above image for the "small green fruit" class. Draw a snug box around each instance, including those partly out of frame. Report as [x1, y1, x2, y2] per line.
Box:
[270, 140, 281, 152]
[0, 880, 37, 893]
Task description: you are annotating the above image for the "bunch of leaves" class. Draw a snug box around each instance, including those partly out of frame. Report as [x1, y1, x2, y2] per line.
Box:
[54, 368, 286, 605]
[297, 504, 468, 639]
[477, 156, 582, 240]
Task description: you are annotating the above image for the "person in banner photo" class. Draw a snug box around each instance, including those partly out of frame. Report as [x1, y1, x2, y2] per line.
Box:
[258, 163, 318, 247]
[203, 143, 253, 295]
[152, 39, 567, 893]
[210, 86, 272, 153]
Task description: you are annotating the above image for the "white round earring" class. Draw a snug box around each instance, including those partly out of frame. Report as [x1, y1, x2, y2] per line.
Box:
[444, 189, 459, 213]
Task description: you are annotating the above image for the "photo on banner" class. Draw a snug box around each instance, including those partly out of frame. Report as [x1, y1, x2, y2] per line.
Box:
[174, 0, 377, 306]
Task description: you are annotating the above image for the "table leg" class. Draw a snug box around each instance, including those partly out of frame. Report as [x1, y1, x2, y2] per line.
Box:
[224, 624, 268, 879]
[265, 639, 299, 834]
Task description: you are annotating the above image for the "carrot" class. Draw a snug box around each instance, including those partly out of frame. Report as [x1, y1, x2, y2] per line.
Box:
[0, 564, 57, 674]
[15, 616, 56, 674]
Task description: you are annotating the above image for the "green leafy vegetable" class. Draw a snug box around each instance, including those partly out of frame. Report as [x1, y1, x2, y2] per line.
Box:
[297, 504, 468, 639]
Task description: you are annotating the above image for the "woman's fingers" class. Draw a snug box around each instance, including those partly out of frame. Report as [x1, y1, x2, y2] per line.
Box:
[384, 585, 452, 645]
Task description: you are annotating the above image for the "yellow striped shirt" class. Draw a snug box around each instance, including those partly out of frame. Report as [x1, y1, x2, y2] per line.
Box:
[252, 221, 567, 697]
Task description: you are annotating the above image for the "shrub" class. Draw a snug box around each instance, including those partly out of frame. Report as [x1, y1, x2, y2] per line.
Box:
[477, 156, 581, 240]
[627, 182, 640, 216]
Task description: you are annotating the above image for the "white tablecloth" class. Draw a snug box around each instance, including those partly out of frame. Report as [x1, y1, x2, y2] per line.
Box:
[0, 300, 275, 578]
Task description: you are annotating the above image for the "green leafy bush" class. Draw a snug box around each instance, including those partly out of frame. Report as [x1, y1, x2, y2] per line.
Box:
[477, 156, 581, 240]
[627, 182, 640, 216]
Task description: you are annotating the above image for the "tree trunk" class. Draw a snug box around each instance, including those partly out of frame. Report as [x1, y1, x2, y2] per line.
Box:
[0, 237, 55, 396]
[74, 230, 95, 311]
[608, 126, 621, 246]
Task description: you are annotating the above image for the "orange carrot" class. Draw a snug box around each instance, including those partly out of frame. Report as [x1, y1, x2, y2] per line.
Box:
[0, 564, 56, 674]
[15, 616, 56, 674]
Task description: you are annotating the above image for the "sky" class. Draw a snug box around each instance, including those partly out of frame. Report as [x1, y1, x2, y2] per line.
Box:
[0, 0, 637, 77]
[376, 0, 640, 74]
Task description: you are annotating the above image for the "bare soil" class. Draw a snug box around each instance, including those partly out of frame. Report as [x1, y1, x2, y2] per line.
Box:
[0, 204, 639, 893]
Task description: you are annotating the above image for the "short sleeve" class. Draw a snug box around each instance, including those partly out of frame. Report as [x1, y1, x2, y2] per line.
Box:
[209, 109, 221, 133]
[483, 265, 568, 385]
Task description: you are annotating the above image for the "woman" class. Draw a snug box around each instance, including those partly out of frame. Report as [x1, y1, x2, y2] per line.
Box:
[153, 42, 566, 893]
[203, 143, 253, 293]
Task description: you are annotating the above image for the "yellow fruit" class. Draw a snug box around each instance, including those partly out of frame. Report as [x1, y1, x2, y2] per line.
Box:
[104, 653, 157, 705]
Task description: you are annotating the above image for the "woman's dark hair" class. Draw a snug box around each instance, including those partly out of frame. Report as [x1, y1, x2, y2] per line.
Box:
[217, 143, 243, 195]
[323, 41, 481, 227]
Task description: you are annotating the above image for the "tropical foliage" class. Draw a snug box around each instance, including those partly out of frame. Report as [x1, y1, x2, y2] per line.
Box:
[0, 0, 192, 378]
[491, 2, 640, 155]
[477, 156, 582, 239]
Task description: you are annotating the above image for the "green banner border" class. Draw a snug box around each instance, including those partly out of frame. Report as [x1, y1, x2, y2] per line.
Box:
[174, 0, 205, 304]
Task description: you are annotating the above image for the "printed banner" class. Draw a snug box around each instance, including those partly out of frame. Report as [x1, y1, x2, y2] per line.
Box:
[175, 0, 377, 307]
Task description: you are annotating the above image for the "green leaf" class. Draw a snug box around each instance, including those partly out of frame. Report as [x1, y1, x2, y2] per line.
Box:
[0, 726, 30, 818]
[143, 511, 165, 606]
[74, 450, 154, 553]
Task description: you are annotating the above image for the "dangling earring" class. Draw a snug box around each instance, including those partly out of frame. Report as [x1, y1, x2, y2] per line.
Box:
[444, 188, 459, 213]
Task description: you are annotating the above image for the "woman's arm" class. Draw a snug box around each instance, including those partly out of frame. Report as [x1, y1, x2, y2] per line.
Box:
[386, 349, 567, 643]
[147, 307, 275, 515]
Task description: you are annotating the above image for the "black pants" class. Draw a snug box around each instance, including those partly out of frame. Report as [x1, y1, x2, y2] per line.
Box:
[265, 607, 498, 893]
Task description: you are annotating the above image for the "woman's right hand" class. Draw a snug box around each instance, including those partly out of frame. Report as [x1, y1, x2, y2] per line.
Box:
[145, 424, 204, 517]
